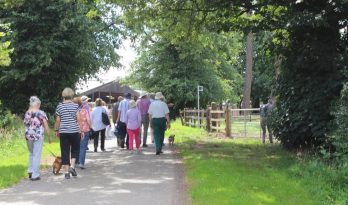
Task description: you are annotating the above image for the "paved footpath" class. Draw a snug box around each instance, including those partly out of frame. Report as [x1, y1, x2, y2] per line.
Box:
[0, 136, 188, 205]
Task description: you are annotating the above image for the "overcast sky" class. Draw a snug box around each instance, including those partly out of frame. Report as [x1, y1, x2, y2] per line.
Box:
[77, 39, 137, 92]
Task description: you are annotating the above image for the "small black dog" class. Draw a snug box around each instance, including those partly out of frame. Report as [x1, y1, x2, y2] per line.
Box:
[168, 135, 175, 146]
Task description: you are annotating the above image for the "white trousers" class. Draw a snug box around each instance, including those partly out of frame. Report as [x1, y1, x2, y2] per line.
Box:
[27, 138, 44, 178]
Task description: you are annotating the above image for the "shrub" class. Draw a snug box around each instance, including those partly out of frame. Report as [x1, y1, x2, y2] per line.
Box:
[326, 82, 348, 161]
[0, 101, 16, 128]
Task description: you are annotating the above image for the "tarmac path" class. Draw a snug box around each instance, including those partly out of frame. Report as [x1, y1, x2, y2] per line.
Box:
[0, 136, 188, 205]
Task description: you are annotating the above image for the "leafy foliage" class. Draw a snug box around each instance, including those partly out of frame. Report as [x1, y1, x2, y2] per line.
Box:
[127, 32, 244, 112]
[0, 100, 16, 128]
[271, 0, 348, 150]
[0, 0, 121, 113]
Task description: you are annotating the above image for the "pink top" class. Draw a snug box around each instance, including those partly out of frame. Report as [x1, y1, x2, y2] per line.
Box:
[137, 98, 151, 115]
[80, 108, 90, 132]
[126, 108, 142, 130]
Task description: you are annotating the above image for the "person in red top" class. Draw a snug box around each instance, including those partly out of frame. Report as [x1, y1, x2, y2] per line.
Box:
[137, 93, 151, 147]
[75, 96, 92, 169]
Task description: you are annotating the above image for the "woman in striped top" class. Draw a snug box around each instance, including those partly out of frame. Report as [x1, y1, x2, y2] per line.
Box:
[54, 87, 82, 179]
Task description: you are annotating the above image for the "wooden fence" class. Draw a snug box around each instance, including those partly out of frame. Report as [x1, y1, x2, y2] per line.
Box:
[180, 107, 261, 138]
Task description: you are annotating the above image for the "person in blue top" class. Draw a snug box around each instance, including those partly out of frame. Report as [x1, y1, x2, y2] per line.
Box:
[116, 93, 132, 149]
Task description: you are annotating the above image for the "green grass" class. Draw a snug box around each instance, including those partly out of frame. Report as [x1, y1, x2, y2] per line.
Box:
[0, 126, 60, 188]
[167, 121, 348, 205]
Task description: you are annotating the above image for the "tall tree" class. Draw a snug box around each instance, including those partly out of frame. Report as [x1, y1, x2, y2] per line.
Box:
[0, 0, 121, 113]
[127, 32, 244, 112]
[242, 32, 253, 108]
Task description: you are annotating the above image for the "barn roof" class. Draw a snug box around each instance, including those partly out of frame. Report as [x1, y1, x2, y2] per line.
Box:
[80, 81, 139, 97]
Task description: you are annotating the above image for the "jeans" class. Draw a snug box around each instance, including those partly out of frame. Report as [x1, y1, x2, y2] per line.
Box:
[93, 128, 106, 150]
[127, 128, 141, 150]
[78, 131, 90, 166]
[152, 118, 167, 152]
[27, 138, 44, 178]
[141, 114, 149, 145]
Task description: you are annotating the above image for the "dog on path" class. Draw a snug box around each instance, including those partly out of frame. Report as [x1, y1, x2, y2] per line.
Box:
[50, 151, 62, 175]
[168, 135, 175, 146]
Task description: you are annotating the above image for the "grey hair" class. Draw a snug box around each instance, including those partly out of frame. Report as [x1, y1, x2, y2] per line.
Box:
[29, 96, 41, 107]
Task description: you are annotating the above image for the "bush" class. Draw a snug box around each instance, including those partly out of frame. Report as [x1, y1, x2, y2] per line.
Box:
[0, 101, 16, 128]
[326, 82, 348, 161]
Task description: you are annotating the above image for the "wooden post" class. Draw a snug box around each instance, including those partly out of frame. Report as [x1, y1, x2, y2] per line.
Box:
[179, 110, 184, 125]
[211, 102, 218, 131]
[225, 108, 232, 138]
[192, 109, 197, 127]
[206, 107, 211, 132]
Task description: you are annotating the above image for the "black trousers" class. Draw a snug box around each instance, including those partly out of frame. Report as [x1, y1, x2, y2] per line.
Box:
[93, 129, 106, 150]
[118, 122, 129, 149]
[59, 132, 80, 165]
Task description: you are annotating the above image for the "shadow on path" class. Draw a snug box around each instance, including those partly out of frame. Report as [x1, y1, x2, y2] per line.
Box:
[0, 137, 188, 205]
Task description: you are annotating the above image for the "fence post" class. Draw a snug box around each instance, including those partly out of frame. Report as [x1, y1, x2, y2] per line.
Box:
[225, 108, 231, 138]
[179, 110, 184, 125]
[211, 102, 218, 131]
[206, 107, 211, 132]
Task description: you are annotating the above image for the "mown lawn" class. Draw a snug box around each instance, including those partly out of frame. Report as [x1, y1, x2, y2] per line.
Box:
[0, 126, 60, 188]
[167, 121, 347, 205]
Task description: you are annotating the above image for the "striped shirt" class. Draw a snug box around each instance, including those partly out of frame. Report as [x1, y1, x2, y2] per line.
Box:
[55, 102, 80, 133]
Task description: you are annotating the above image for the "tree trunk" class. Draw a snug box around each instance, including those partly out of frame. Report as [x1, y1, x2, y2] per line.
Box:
[242, 31, 253, 109]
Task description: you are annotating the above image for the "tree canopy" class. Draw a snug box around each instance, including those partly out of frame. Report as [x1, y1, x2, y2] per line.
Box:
[0, 0, 121, 113]
[0, 0, 347, 152]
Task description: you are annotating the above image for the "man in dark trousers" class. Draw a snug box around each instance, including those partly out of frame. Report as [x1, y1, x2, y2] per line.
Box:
[260, 98, 273, 144]
[116, 93, 131, 149]
[112, 96, 123, 146]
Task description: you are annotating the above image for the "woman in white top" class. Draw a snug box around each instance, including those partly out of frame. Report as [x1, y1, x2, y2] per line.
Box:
[91, 98, 108, 152]
[148, 92, 170, 155]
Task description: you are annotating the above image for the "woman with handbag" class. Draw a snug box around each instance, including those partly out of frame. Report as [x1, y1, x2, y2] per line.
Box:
[91, 98, 109, 152]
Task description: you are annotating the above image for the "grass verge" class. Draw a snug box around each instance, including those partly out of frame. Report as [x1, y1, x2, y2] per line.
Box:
[167, 121, 348, 205]
[0, 126, 60, 188]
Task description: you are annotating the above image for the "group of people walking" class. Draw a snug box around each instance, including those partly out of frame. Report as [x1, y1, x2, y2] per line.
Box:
[114, 92, 170, 155]
[23, 87, 171, 181]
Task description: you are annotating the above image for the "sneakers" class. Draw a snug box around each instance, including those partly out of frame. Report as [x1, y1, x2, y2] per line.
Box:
[69, 167, 78, 177]
[30, 177, 40, 181]
[156, 151, 160, 155]
[78, 164, 86, 169]
[142, 144, 148, 148]
[65, 173, 71, 179]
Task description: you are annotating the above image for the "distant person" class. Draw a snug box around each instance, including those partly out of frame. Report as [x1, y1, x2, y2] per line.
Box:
[117, 93, 132, 149]
[24, 96, 52, 181]
[102, 100, 109, 115]
[54, 88, 81, 179]
[91, 98, 108, 152]
[77, 96, 92, 169]
[126, 100, 142, 153]
[260, 99, 273, 144]
[112, 96, 123, 124]
[148, 93, 155, 143]
[148, 92, 171, 155]
[137, 93, 151, 147]
[112, 96, 123, 146]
